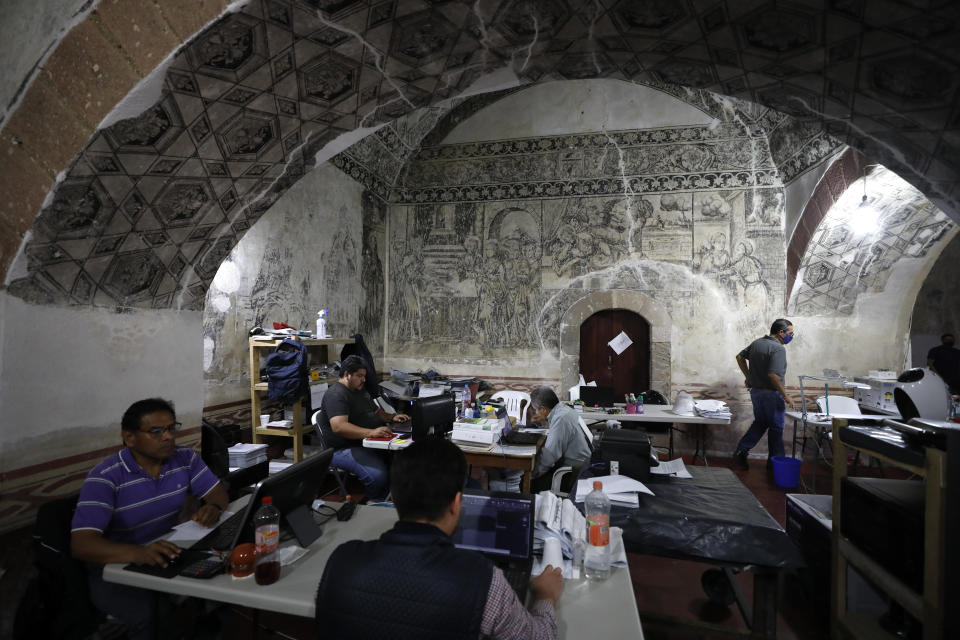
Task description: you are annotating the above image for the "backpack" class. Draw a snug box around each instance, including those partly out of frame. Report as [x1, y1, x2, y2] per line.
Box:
[266, 338, 309, 403]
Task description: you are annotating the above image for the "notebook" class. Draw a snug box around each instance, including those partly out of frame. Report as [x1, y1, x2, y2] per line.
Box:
[452, 490, 536, 602]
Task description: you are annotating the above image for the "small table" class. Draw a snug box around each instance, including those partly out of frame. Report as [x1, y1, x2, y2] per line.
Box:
[786, 411, 897, 492]
[103, 502, 644, 639]
[579, 404, 731, 464]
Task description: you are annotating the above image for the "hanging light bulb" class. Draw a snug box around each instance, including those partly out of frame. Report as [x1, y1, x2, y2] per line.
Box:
[851, 165, 881, 235]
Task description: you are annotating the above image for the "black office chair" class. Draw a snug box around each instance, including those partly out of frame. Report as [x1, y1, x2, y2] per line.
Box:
[312, 410, 348, 498]
[14, 495, 105, 640]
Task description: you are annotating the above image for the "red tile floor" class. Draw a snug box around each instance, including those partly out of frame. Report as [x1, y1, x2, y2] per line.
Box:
[2, 453, 888, 639]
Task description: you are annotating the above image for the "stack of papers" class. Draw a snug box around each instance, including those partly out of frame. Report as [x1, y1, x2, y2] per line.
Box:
[695, 399, 732, 419]
[533, 490, 585, 559]
[264, 419, 294, 429]
[228, 443, 268, 468]
[531, 491, 630, 579]
[574, 474, 654, 507]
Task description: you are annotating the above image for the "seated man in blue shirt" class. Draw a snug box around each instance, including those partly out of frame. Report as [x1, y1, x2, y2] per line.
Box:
[316, 438, 563, 639]
[71, 398, 228, 640]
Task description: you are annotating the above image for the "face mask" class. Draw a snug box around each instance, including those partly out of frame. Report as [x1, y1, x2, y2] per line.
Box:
[781, 332, 793, 345]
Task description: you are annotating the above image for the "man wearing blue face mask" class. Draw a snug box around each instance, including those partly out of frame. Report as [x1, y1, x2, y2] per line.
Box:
[732, 318, 795, 471]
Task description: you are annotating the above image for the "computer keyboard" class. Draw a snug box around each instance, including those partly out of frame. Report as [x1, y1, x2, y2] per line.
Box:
[123, 508, 246, 579]
[190, 509, 246, 552]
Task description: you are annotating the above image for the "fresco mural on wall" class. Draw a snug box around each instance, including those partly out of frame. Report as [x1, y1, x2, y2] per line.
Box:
[386, 122, 787, 359]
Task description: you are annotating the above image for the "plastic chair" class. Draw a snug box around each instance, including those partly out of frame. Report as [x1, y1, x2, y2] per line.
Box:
[815, 395, 861, 415]
[311, 410, 348, 497]
[549, 465, 584, 498]
[491, 390, 531, 425]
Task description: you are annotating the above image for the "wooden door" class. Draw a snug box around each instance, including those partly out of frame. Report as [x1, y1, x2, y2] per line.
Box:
[579, 309, 650, 399]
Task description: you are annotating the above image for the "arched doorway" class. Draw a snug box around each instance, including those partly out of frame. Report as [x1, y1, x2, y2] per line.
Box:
[579, 309, 650, 399]
[559, 290, 673, 401]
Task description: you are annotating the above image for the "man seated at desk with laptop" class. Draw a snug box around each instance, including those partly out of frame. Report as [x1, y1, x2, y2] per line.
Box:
[70, 398, 229, 640]
[491, 386, 593, 493]
[316, 438, 563, 639]
[317, 355, 410, 502]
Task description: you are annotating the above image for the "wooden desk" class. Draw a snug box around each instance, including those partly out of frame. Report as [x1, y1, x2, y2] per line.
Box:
[362, 437, 544, 493]
[103, 502, 644, 639]
[460, 441, 543, 493]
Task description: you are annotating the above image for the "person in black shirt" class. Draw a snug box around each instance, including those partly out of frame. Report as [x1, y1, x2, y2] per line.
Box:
[317, 355, 409, 501]
[927, 333, 959, 393]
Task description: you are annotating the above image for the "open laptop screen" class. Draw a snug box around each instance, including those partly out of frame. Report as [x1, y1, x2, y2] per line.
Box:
[452, 491, 534, 560]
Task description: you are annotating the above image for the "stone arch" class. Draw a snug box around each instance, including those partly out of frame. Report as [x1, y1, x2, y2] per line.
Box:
[559, 289, 672, 400]
[785, 148, 865, 305]
[2, 1, 959, 307]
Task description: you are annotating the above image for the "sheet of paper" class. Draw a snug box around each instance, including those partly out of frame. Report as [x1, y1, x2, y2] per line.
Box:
[576, 474, 654, 499]
[165, 510, 236, 544]
[607, 331, 633, 355]
[649, 457, 693, 478]
[310, 383, 328, 411]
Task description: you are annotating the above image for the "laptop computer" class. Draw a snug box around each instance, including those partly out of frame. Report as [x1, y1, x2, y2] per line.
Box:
[452, 490, 536, 602]
[580, 385, 615, 409]
[125, 449, 333, 579]
[498, 408, 543, 446]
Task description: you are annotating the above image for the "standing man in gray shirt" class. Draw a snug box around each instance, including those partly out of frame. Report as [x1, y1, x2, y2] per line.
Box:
[732, 319, 795, 470]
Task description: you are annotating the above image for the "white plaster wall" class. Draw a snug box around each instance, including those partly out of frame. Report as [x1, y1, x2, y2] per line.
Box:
[202, 163, 373, 407]
[442, 80, 714, 143]
[0, 290, 203, 472]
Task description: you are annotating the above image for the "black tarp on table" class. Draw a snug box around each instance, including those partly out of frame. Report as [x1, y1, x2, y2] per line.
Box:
[611, 466, 805, 569]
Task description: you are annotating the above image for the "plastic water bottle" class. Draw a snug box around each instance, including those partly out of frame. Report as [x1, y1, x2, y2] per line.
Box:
[254, 496, 281, 585]
[584, 480, 611, 581]
[316, 310, 327, 338]
[461, 385, 471, 418]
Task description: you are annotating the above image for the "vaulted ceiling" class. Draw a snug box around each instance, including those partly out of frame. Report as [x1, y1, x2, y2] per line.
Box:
[2, 0, 958, 311]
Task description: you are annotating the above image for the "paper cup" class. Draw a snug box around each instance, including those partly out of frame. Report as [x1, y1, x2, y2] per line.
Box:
[260, 414, 271, 426]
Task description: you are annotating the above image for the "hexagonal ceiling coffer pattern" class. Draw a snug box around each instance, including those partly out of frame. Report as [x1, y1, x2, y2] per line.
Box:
[6, 0, 958, 311]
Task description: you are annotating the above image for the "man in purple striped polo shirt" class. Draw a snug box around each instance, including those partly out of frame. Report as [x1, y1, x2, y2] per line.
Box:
[71, 398, 228, 640]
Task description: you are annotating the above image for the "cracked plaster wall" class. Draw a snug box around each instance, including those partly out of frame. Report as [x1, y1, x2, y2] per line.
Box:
[201, 162, 384, 407]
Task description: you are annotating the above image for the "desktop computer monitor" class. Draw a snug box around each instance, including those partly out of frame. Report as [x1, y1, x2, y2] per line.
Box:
[242, 448, 334, 547]
[409, 394, 456, 441]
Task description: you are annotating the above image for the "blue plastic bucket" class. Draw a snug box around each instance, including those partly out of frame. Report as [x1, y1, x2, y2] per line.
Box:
[771, 456, 802, 489]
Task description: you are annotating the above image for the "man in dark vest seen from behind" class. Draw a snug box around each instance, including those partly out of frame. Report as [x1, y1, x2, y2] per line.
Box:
[315, 438, 563, 640]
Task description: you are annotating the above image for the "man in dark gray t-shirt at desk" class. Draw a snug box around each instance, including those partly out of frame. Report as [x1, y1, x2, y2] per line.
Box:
[732, 318, 795, 471]
[317, 355, 409, 501]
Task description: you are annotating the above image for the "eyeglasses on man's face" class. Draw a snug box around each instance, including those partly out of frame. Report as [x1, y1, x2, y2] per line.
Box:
[139, 422, 181, 438]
